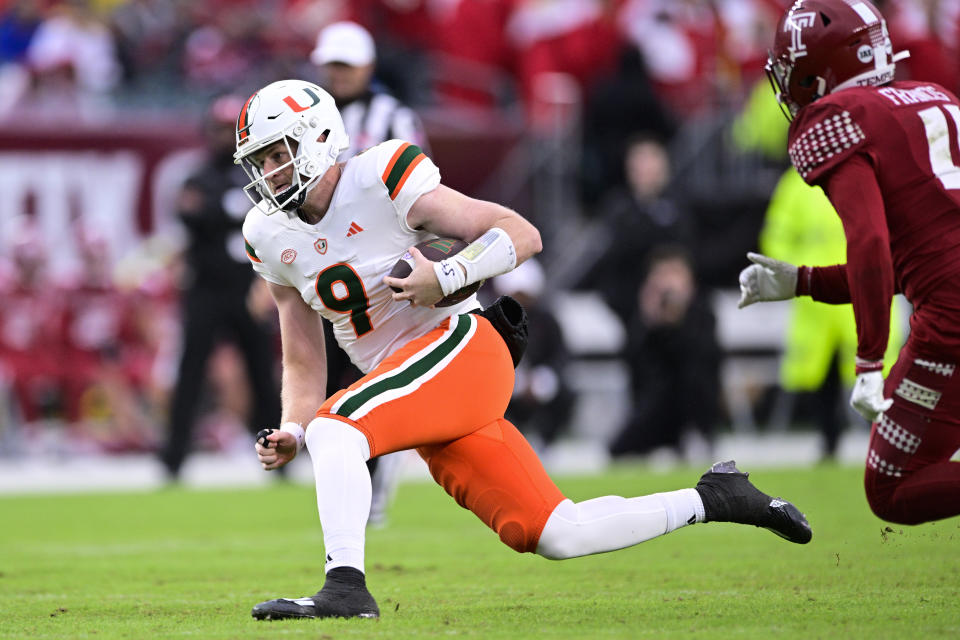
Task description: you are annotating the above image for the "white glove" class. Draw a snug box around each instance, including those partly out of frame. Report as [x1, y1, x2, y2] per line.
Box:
[850, 371, 893, 422]
[737, 252, 798, 308]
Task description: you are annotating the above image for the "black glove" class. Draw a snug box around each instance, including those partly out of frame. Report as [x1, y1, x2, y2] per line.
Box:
[477, 295, 528, 368]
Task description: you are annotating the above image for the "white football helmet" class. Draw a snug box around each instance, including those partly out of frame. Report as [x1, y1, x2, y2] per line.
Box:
[233, 79, 349, 214]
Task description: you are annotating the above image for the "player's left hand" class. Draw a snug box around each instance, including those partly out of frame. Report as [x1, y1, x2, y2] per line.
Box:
[383, 246, 444, 307]
[255, 428, 298, 470]
[849, 371, 893, 423]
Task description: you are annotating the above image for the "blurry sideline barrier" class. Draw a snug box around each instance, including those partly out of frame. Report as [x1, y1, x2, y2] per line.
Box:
[711, 289, 789, 432]
[547, 288, 789, 440]
[549, 290, 629, 444]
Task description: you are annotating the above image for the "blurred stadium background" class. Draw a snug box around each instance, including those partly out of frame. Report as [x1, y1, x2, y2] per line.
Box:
[1, 0, 958, 492]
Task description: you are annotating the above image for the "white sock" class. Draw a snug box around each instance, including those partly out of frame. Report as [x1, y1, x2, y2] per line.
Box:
[304, 417, 371, 574]
[536, 489, 705, 560]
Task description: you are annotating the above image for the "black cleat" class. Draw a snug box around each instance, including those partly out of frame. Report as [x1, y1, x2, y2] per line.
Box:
[251, 567, 380, 620]
[695, 460, 812, 544]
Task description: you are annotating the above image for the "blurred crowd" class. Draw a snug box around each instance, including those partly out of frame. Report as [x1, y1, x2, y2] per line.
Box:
[1, 1, 956, 117]
[0, 217, 176, 454]
[1, 0, 959, 463]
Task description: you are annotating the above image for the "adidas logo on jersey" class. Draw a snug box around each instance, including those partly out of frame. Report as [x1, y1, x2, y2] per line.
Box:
[347, 222, 364, 237]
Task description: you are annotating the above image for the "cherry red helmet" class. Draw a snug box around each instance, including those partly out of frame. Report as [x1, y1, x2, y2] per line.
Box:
[766, 0, 909, 119]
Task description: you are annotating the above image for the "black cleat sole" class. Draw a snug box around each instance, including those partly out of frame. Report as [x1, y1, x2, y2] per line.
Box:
[251, 596, 379, 620]
[252, 569, 380, 621]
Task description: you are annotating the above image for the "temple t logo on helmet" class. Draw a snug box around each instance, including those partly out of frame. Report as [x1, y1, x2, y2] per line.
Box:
[786, 11, 816, 60]
[233, 80, 350, 215]
[765, 0, 909, 120]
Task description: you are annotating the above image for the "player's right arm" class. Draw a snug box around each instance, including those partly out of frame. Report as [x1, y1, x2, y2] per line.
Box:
[371, 139, 541, 307]
[390, 185, 541, 307]
[255, 281, 328, 470]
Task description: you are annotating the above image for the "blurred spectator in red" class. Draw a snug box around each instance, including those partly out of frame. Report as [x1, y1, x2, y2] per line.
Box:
[349, 0, 437, 50]
[882, 0, 960, 93]
[616, 0, 780, 117]
[347, 0, 439, 105]
[58, 225, 158, 451]
[508, 0, 623, 125]
[0, 218, 65, 427]
[432, 0, 624, 119]
[273, 0, 347, 45]
[431, 0, 515, 110]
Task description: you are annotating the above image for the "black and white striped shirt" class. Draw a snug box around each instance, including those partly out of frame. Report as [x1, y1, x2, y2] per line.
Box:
[336, 90, 430, 161]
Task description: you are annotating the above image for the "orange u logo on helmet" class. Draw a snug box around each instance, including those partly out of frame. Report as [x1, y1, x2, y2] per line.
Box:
[283, 88, 322, 113]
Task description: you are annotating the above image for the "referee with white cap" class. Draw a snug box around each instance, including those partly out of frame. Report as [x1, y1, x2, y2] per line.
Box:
[311, 21, 430, 161]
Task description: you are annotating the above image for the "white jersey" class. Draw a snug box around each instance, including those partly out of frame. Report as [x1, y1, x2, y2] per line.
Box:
[242, 139, 479, 373]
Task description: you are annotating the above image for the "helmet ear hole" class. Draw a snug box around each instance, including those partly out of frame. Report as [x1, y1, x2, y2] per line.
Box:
[798, 75, 816, 88]
[820, 12, 831, 26]
[318, 129, 330, 143]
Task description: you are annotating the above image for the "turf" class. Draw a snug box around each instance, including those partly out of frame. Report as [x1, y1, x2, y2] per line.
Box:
[1, 463, 958, 639]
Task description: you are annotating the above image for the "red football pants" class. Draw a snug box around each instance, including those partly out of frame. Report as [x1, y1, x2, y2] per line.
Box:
[864, 339, 960, 524]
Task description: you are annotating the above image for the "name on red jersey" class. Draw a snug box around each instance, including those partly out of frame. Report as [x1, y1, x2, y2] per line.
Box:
[877, 85, 952, 107]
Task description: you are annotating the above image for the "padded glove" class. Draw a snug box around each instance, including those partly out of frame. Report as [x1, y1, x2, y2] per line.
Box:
[737, 252, 798, 308]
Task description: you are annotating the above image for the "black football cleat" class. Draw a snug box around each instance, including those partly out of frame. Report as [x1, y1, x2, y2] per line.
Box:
[251, 567, 380, 620]
[695, 460, 812, 544]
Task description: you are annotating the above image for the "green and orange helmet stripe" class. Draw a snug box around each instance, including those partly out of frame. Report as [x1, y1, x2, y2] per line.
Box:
[236, 91, 258, 147]
[381, 143, 426, 200]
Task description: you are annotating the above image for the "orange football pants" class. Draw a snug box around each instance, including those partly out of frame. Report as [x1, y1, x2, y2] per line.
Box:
[317, 313, 565, 552]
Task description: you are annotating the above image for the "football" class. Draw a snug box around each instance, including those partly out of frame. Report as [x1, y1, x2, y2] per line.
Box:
[389, 237, 482, 307]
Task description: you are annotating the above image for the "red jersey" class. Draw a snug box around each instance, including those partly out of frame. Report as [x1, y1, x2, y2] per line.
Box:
[789, 81, 960, 360]
[0, 274, 64, 383]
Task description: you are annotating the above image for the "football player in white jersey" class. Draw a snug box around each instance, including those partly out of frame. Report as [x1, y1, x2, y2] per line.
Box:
[309, 22, 432, 527]
[237, 79, 812, 621]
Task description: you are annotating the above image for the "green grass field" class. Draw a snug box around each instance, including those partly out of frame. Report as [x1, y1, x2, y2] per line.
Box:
[1, 462, 958, 639]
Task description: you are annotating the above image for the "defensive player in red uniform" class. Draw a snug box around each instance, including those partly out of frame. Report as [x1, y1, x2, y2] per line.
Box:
[739, 0, 960, 525]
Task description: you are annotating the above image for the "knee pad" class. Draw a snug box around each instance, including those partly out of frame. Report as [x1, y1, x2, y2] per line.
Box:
[306, 416, 371, 460]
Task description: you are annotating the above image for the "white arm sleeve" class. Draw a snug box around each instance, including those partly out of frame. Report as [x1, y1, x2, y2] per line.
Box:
[433, 227, 517, 296]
